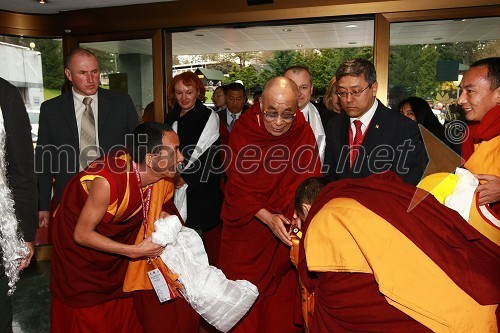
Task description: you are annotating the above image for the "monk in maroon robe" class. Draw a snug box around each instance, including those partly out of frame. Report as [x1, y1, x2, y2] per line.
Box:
[219, 77, 321, 332]
[50, 123, 183, 333]
[297, 172, 499, 332]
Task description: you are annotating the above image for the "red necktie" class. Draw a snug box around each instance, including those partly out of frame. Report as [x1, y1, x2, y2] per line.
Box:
[351, 119, 363, 167]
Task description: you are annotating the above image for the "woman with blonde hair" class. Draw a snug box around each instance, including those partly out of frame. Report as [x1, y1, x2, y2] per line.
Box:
[323, 76, 342, 113]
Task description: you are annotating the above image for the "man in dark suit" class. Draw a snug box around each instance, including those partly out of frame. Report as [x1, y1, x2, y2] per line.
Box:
[0, 77, 37, 332]
[284, 66, 335, 163]
[216, 82, 247, 146]
[35, 48, 138, 227]
[324, 58, 422, 185]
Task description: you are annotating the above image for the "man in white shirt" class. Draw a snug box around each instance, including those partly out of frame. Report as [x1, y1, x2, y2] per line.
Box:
[323, 58, 423, 185]
[284, 66, 333, 163]
[216, 82, 247, 145]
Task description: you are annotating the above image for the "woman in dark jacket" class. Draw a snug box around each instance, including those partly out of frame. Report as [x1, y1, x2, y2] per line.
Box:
[165, 71, 223, 264]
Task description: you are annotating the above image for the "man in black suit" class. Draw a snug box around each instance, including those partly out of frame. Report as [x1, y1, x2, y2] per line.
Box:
[0, 77, 37, 332]
[324, 58, 422, 185]
[35, 48, 138, 227]
[216, 82, 247, 146]
[284, 66, 335, 163]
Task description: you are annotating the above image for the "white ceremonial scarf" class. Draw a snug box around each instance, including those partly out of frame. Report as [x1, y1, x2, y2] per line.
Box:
[153, 215, 258, 333]
[172, 110, 220, 222]
[0, 106, 29, 295]
[302, 102, 326, 163]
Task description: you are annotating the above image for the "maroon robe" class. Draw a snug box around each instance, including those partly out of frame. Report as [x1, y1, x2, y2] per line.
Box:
[50, 149, 144, 332]
[220, 103, 321, 332]
[298, 171, 500, 332]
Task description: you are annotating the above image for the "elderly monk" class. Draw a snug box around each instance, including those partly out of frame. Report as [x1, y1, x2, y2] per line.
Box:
[296, 172, 499, 333]
[219, 77, 322, 332]
[50, 122, 183, 333]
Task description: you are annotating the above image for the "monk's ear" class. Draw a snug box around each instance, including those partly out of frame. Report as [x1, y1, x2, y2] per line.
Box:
[301, 203, 311, 219]
[495, 86, 500, 105]
[144, 153, 155, 168]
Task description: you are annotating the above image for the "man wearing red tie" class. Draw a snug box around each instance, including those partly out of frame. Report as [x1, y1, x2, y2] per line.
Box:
[324, 58, 423, 185]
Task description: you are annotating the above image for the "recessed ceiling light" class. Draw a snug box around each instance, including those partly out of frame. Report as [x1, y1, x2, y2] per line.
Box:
[224, 48, 231, 51]
[296, 44, 303, 47]
[434, 37, 443, 41]
[194, 34, 204, 37]
[345, 24, 358, 29]
[348, 41, 357, 45]
[282, 28, 292, 32]
[39, 0, 46, 3]
[453, 19, 466, 22]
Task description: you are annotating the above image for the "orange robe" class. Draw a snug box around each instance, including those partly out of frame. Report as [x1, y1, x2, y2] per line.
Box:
[123, 180, 200, 333]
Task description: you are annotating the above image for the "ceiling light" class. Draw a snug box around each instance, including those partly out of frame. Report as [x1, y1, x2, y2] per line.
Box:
[224, 48, 231, 50]
[39, 0, 46, 3]
[345, 24, 358, 29]
[282, 28, 292, 32]
[296, 44, 303, 47]
[433, 37, 443, 41]
[194, 34, 204, 37]
[348, 41, 357, 45]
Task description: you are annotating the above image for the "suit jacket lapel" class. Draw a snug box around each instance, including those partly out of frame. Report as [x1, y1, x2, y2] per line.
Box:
[62, 92, 79, 143]
[97, 88, 109, 134]
[338, 114, 350, 177]
[361, 103, 385, 154]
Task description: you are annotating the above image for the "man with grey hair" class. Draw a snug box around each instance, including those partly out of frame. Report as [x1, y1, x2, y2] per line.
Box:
[284, 66, 334, 163]
[324, 58, 423, 185]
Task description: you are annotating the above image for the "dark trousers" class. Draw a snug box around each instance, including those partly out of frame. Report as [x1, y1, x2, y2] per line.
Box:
[0, 265, 13, 333]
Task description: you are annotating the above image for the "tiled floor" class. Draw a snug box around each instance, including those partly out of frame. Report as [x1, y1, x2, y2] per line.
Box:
[12, 260, 51, 333]
[10, 260, 219, 333]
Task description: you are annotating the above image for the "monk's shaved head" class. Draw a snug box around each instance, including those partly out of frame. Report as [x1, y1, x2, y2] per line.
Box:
[262, 77, 299, 101]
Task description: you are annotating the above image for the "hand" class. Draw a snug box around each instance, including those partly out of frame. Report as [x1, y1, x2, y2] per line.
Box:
[475, 174, 500, 206]
[159, 211, 171, 219]
[38, 211, 50, 228]
[256, 209, 292, 246]
[291, 210, 302, 231]
[131, 236, 165, 259]
[18, 242, 35, 270]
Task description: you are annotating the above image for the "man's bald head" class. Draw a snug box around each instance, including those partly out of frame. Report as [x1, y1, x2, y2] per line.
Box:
[260, 77, 299, 136]
[262, 77, 299, 101]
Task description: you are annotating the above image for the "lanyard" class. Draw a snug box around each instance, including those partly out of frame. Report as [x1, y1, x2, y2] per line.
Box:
[132, 161, 153, 239]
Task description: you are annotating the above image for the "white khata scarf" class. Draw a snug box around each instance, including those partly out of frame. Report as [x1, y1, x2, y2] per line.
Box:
[172, 110, 220, 222]
[301, 102, 326, 163]
[0, 105, 29, 295]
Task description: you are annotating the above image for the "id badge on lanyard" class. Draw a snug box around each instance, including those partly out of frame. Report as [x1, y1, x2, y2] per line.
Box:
[132, 161, 177, 302]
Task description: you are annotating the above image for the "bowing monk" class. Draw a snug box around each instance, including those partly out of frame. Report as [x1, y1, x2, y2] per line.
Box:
[219, 76, 322, 332]
[50, 122, 183, 332]
[296, 172, 499, 333]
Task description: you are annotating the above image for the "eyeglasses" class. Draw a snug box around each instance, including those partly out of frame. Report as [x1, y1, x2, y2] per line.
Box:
[262, 111, 296, 123]
[336, 85, 371, 98]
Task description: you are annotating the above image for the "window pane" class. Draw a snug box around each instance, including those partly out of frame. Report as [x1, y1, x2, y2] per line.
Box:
[81, 39, 154, 118]
[171, 20, 374, 106]
[389, 17, 500, 115]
